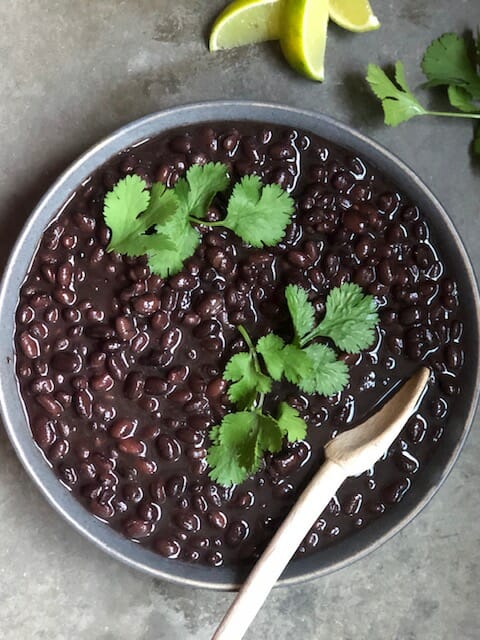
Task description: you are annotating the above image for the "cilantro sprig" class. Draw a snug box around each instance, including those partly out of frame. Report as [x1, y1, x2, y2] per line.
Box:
[366, 32, 480, 154]
[103, 163, 295, 277]
[207, 283, 379, 486]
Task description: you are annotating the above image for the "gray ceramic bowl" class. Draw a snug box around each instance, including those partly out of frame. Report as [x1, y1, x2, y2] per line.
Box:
[0, 102, 478, 590]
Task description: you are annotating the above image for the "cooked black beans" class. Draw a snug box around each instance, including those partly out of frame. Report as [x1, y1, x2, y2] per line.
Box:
[15, 121, 464, 568]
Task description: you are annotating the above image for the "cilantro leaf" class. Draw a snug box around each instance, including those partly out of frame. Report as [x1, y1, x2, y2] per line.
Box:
[222, 175, 295, 247]
[306, 283, 378, 353]
[281, 344, 314, 386]
[299, 343, 350, 396]
[447, 85, 480, 113]
[366, 62, 428, 127]
[257, 413, 283, 454]
[175, 162, 229, 219]
[137, 234, 180, 275]
[104, 175, 151, 254]
[207, 411, 283, 486]
[257, 334, 315, 389]
[256, 333, 286, 381]
[421, 33, 480, 99]
[103, 177, 194, 276]
[207, 412, 257, 485]
[141, 183, 179, 229]
[277, 403, 307, 442]
[224, 352, 271, 409]
[285, 284, 315, 344]
[146, 203, 200, 277]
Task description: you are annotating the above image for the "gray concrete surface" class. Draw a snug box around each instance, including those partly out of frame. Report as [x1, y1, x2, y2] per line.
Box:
[1, 1, 479, 638]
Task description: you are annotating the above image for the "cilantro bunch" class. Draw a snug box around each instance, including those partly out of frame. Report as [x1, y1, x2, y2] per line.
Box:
[207, 282, 379, 486]
[366, 32, 480, 154]
[103, 162, 295, 277]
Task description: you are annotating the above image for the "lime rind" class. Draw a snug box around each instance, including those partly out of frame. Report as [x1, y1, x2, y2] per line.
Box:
[209, 0, 282, 52]
[329, 0, 380, 33]
[280, 0, 329, 82]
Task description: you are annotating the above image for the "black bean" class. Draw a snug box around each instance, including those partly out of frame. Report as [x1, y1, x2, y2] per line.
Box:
[118, 438, 145, 456]
[135, 501, 159, 523]
[160, 327, 182, 350]
[133, 293, 159, 316]
[445, 343, 463, 370]
[35, 394, 63, 417]
[226, 521, 249, 547]
[144, 377, 168, 395]
[343, 493, 363, 516]
[383, 478, 411, 504]
[174, 510, 201, 532]
[377, 259, 394, 285]
[30, 376, 54, 394]
[131, 332, 150, 353]
[32, 417, 56, 449]
[195, 293, 224, 318]
[354, 266, 375, 287]
[208, 510, 228, 529]
[89, 500, 114, 520]
[115, 316, 135, 340]
[135, 458, 157, 475]
[399, 306, 423, 326]
[170, 135, 192, 154]
[206, 551, 223, 567]
[395, 451, 420, 474]
[73, 390, 93, 419]
[343, 211, 367, 233]
[170, 389, 193, 404]
[430, 397, 448, 418]
[156, 538, 181, 558]
[49, 439, 69, 461]
[110, 418, 137, 439]
[106, 354, 128, 381]
[157, 435, 181, 462]
[187, 447, 207, 461]
[167, 366, 189, 384]
[165, 474, 187, 497]
[413, 244, 434, 269]
[235, 491, 254, 509]
[124, 519, 153, 539]
[19, 331, 40, 359]
[124, 372, 145, 400]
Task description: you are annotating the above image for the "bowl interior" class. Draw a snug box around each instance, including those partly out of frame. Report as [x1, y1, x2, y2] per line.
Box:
[0, 102, 478, 590]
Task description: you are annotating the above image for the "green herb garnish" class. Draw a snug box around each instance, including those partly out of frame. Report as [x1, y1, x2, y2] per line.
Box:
[366, 32, 480, 153]
[207, 282, 379, 486]
[102, 163, 295, 277]
[216, 175, 295, 247]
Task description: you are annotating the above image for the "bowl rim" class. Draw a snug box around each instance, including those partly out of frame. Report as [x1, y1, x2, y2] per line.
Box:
[1, 100, 479, 591]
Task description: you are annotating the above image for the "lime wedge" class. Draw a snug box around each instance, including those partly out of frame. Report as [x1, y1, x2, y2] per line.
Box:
[329, 0, 380, 32]
[209, 0, 282, 52]
[280, 0, 329, 82]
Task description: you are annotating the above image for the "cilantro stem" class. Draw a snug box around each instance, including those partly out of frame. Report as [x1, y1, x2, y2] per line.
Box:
[425, 110, 480, 119]
[238, 324, 266, 411]
[188, 216, 224, 227]
[238, 324, 256, 353]
[256, 392, 265, 411]
[300, 328, 319, 348]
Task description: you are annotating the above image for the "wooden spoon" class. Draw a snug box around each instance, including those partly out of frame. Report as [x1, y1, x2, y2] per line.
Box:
[212, 367, 430, 640]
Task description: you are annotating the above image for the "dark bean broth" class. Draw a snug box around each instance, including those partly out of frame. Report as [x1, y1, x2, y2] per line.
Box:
[14, 122, 464, 567]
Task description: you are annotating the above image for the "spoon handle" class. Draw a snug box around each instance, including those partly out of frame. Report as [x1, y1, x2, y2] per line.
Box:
[212, 459, 346, 640]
